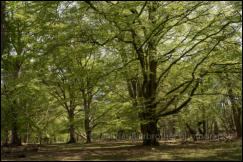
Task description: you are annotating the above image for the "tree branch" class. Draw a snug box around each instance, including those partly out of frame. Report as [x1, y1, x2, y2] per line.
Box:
[158, 80, 200, 117]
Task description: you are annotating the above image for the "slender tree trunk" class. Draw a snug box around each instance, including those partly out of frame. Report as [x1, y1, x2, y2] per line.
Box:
[84, 113, 92, 143]
[1, 1, 6, 57]
[3, 130, 9, 146]
[76, 135, 79, 142]
[233, 107, 242, 138]
[85, 129, 91, 143]
[228, 88, 242, 138]
[214, 121, 219, 135]
[197, 120, 206, 138]
[117, 130, 124, 140]
[83, 91, 92, 144]
[39, 132, 42, 145]
[186, 123, 197, 141]
[24, 124, 29, 143]
[54, 135, 56, 143]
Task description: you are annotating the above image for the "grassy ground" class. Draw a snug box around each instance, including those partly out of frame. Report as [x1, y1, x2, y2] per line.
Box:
[1, 139, 242, 161]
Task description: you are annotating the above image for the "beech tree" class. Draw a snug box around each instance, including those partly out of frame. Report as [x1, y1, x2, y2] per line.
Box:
[85, 1, 242, 145]
[1, 1, 241, 146]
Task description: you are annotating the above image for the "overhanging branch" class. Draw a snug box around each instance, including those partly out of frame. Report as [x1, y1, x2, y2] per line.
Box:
[158, 80, 200, 117]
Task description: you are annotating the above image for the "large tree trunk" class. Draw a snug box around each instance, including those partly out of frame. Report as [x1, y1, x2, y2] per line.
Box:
[126, 58, 159, 146]
[12, 122, 21, 146]
[141, 58, 159, 145]
[67, 111, 76, 143]
[141, 119, 159, 146]
[10, 64, 22, 146]
[140, 98, 159, 145]
[10, 105, 21, 146]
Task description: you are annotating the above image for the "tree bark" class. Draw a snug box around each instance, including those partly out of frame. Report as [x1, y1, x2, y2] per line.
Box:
[9, 62, 22, 146]
[214, 121, 219, 135]
[228, 88, 242, 138]
[84, 107, 92, 143]
[126, 59, 159, 146]
[186, 123, 197, 141]
[141, 119, 159, 145]
[67, 111, 76, 143]
[117, 130, 124, 140]
[84, 112, 91, 143]
[197, 120, 206, 137]
[1, 1, 6, 57]
[84, 110, 92, 143]
[3, 130, 9, 146]
[83, 90, 93, 143]
[85, 129, 91, 143]
[10, 107, 21, 146]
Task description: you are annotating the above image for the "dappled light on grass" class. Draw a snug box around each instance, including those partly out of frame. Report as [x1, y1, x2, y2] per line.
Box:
[1, 140, 241, 161]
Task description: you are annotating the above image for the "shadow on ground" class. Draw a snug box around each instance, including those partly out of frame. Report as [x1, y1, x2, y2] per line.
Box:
[1, 140, 242, 161]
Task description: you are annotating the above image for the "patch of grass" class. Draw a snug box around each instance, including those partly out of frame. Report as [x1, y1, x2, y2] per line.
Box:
[1, 140, 242, 161]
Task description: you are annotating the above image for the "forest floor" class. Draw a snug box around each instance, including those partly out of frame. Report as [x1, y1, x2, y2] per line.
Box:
[1, 139, 242, 161]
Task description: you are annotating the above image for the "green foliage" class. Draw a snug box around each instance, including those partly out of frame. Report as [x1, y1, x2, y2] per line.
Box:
[1, 1, 242, 144]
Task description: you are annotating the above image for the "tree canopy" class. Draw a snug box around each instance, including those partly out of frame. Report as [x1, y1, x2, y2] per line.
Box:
[1, 1, 242, 146]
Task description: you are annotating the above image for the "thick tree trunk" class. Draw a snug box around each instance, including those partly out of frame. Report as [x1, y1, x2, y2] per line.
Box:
[140, 99, 159, 145]
[127, 59, 159, 146]
[67, 111, 76, 143]
[141, 119, 159, 145]
[10, 67, 22, 146]
[10, 110, 21, 146]
[68, 124, 76, 143]
[12, 125, 21, 146]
